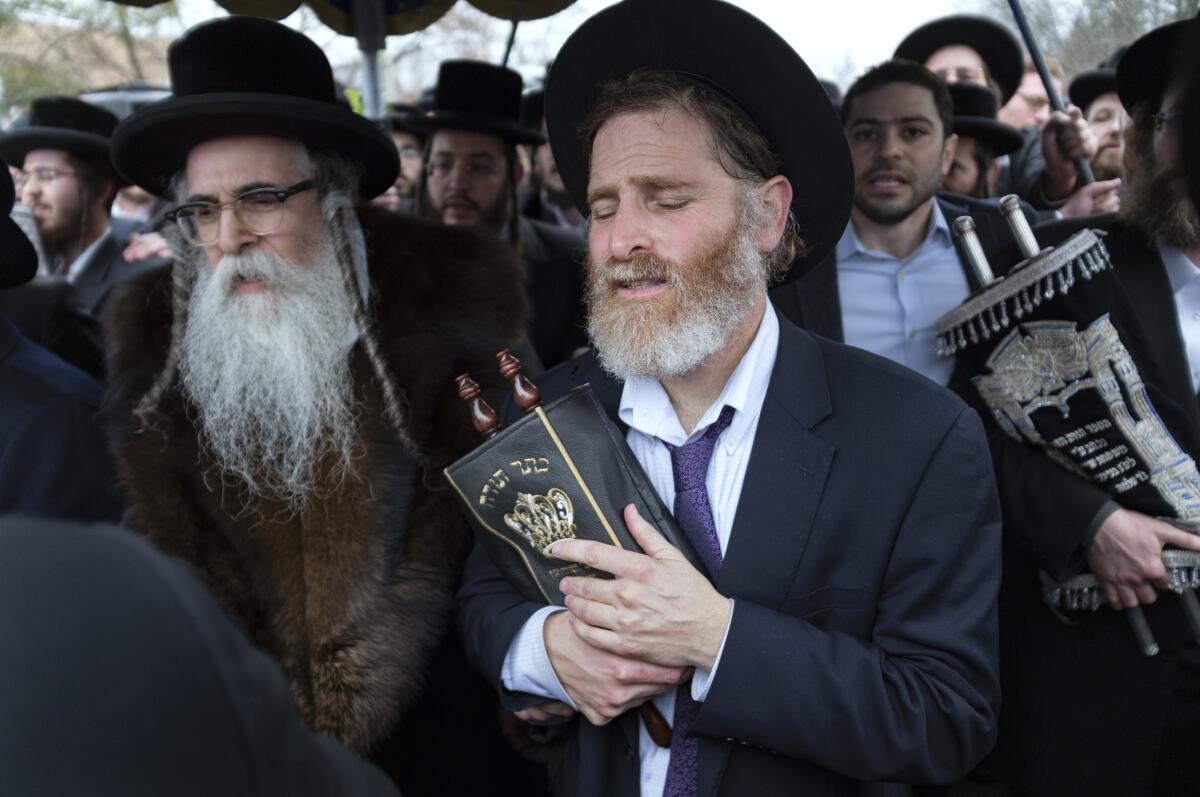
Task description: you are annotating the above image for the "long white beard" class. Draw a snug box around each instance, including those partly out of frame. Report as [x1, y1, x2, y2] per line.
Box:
[586, 200, 765, 381]
[179, 235, 359, 510]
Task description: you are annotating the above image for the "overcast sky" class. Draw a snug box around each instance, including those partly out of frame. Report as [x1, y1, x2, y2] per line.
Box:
[173, 0, 980, 96]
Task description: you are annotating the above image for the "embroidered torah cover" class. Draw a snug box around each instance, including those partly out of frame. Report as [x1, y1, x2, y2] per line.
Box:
[936, 229, 1200, 523]
[445, 385, 702, 605]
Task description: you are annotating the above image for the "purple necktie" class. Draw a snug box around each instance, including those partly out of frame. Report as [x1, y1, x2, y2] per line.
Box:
[661, 405, 734, 797]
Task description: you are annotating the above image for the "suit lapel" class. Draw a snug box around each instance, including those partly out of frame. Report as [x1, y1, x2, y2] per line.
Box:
[696, 320, 836, 797]
[70, 234, 119, 315]
[788, 251, 844, 341]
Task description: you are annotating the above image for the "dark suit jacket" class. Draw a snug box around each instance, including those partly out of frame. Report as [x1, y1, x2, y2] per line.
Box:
[71, 232, 168, 320]
[457, 315, 1003, 796]
[962, 214, 1200, 795]
[771, 194, 1038, 345]
[0, 518, 398, 796]
[520, 215, 587, 369]
[0, 316, 123, 522]
[0, 277, 105, 381]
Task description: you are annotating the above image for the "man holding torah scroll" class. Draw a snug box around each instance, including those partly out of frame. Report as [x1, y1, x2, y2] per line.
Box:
[973, 19, 1200, 797]
[456, 1, 1003, 794]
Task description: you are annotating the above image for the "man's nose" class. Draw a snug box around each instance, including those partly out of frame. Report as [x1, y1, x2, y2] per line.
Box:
[215, 206, 255, 256]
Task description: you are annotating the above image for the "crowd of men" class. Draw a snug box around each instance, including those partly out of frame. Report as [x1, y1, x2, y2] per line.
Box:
[3, 1, 1200, 795]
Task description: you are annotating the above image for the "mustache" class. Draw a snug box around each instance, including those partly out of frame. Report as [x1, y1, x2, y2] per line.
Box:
[591, 253, 677, 287]
[441, 193, 480, 210]
[205, 249, 304, 296]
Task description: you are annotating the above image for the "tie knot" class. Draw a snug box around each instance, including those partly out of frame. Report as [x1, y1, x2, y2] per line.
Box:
[667, 405, 735, 494]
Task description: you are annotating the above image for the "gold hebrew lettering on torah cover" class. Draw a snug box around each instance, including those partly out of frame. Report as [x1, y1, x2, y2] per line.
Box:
[444, 351, 703, 605]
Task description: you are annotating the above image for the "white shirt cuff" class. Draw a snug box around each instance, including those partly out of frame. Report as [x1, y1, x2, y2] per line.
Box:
[499, 605, 577, 709]
[691, 598, 735, 702]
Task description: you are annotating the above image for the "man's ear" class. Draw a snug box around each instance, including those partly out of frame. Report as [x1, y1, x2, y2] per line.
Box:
[941, 133, 959, 178]
[757, 175, 793, 253]
[988, 159, 1001, 194]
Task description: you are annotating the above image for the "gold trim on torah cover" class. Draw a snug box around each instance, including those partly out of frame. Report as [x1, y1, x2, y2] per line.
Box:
[445, 385, 702, 607]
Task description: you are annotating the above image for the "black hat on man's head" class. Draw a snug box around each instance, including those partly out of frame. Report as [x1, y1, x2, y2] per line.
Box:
[379, 102, 426, 140]
[0, 96, 118, 171]
[545, 0, 853, 282]
[1118, 20, 1194, 115]
[418, 60, 545, 146]
[949, 82, 1023, 156]
[1069, 49, 1124, 115]
[894, 15, 1024, 103]
[110, 16, 399, 199]
[0, 157, 39, 290]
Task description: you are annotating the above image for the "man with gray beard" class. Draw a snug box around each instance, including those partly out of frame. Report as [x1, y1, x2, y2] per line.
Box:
[102, 17, 546, 795]
[982, 19, 1200, 796]
[458, 2, 1002, 795]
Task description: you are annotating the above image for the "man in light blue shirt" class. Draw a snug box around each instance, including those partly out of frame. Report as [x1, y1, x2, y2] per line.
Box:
[772, 60, 1040, 387]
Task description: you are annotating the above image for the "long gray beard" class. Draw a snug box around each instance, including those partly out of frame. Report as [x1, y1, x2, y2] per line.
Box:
[179, 235, 359, 511]
[586, 196, 766, 381]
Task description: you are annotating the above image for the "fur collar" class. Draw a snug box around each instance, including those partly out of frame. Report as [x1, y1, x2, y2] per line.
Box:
[103, 207, 525, 752]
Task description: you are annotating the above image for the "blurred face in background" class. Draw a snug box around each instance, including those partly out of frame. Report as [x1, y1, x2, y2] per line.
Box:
[926, 46, 988, 87]
[1086, 92, 1125, 181]
[391, 131, 423, 197]
[999, 71, 1061, 129]
[424, 129, 511, 230]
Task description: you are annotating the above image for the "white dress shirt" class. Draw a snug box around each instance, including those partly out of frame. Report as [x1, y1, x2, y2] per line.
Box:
[837, 202, 966, 386]
[500, 303, 780, 797]
[1160, 242, 1200, 394]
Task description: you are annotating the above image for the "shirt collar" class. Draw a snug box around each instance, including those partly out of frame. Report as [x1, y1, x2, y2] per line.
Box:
[1159, 242, 1200, 295]
[618, 303, 779, 449]
[836, 199, 952, 262]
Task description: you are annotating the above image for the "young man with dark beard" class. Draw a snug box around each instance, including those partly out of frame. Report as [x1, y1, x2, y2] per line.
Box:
[103, 17, 544, 795]
[0, 97, 158, 318]
[772, 60, 1039, 387]
[416, 60, 587, 368]
[458, 2, 1002, 795]
[982, 20, 1200, 796]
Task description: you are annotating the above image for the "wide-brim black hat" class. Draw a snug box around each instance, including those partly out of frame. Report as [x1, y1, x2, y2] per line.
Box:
[1118, 19, 1194, 115]
[111, 16, 398, 199]
[1069, 68, 1118, 115]
[1181, 22, 1200, 212]
[0, 96, 119, 175]
[544, 0, 853, 282]
[417, 60, 545, 146]
[0, 156, 39, 290]
[894, 15, 1024, 104]
[379, 102, 426, 139]
[953, 117, 1023, 156]
[948, 82, 1023, 156]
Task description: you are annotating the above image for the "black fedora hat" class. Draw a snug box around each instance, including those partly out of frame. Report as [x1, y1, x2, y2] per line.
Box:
[894, 15, 1024, 104]
[378, 102, 426, 140]
[1069, 68, 1118, 116]
[544, 0, 853, 282]
[418, 60, 545, 146]
[0, 96, 118, 172]
[1069, 49, 1123, 116]
[1118, 19, 1194, 115]
[949, 83, 1023, 156]
[110, 16, 398, 199]
[0, 157, 39, 290]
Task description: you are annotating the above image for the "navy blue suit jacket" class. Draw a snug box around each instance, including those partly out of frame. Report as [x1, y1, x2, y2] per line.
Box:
[457, 314, 1002, 796]
[0, 316, 123, 522]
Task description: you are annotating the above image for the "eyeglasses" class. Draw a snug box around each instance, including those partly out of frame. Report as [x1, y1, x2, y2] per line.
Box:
[15, 166, 77, 190]
[165, 180, 315, 246]
[426, 157, 503, 180]
[1153, 110, 1183, 133]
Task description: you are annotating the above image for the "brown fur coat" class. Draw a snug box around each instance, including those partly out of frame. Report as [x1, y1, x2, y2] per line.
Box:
[105, 207, 525, 754]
